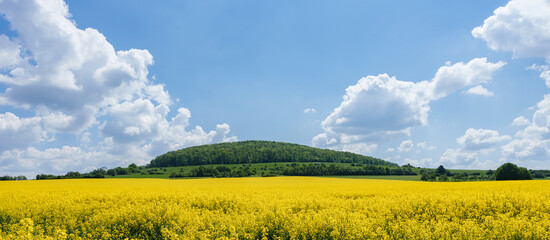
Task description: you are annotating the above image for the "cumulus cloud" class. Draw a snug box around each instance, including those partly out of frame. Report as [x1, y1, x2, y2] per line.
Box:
[464, 85, 494, 97]
[0, 0, 157, 131]
[400, 158, 436, 168]
[304, 108, 316, 114]
[472, 0, 550, 168]
[311, 132, 377, 155]
[386, 140, 435, 159]
[502, 94, 550, 163]
[439, 149, 478, 167]
[0, 146, 143, 178]
[312, 58, 505, 150]
[472, 0, 550, 59]
[529, 64, 550, 88]
[397, 140, 414, 152]
[429, 59, 505, 99]
[437, 128, 510, 168]
[0, 112, 46, 152]
[0, 0, 236, 178]
[512, 116, 530, 126]
[0, 35, 25, 69]
[416, 142, 436, 151]
[457, 128, 511, 151]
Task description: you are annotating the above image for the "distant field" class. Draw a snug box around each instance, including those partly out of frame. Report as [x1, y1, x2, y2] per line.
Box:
[1, 177, 550, 239]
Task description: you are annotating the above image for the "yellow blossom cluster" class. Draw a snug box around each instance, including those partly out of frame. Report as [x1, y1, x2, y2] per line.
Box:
[1, 177, 549, 239]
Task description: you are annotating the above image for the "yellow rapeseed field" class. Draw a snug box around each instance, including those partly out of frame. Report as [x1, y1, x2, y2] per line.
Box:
[0, 177, 549, 239]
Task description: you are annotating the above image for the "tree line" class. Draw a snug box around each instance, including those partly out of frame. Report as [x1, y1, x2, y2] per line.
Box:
[420, 163, 534, 182]
[149, 140, 397, 168]
[0, 175, 27, 181]
[280, 163, 417, 176]
[36, 164, 140, 180]
[169, 165, 256, 178]
[166, 163, 417, 179]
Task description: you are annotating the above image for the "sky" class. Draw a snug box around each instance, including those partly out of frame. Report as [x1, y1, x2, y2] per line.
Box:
[1, 0, 550, 178]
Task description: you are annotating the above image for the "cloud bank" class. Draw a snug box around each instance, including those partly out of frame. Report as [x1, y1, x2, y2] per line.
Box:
[472, 0, 550, 167]
[0, 0, 236, 177]
[312, 58, 505, 152]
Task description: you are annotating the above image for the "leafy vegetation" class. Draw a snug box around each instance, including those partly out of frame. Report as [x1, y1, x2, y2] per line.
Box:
[148, 140, 397, 167]
[0, 176, 26, 181]
[281, 163, 416, 176]
[36, 161, 549, 181]
[495, 163, 533, 180]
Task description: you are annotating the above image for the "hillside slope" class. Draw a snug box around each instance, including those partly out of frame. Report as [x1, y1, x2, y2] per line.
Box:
[148, 140, 397, 167]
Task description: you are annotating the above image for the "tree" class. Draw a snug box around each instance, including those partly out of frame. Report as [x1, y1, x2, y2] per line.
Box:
[1, 176, 14, 181]
[436, 165, 448, 176]
[518, 167, 533, 180]
[116, 167, 128, 175]
[128, 163, 138, 173]
[438, 175, 448, 182]
[421, 172, 436, 181]
[495, 163, 533, 180]
[534, 172, 545, 179]
[107, 169, 116, 176]
[65, 171, 81, 178]
[15, 175, 27, 180]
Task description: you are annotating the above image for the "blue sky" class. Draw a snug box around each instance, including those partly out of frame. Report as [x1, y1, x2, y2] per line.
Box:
[1, 0, 550, 178]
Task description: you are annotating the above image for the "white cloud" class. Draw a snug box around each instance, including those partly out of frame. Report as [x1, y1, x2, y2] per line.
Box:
[502, 94, 550, 163]
[429, 58, 505, 99]
[337, 143, 378, 156]
[304, 108, 316, 114]
[0, 35, 25, 69]
[472, 0, 550, 59]
[512, 116, 530, 126]
[472, 0, 550, 168]
[0, 0, 237, 177]
[529, 64, 550, 88]
[464, 85, 494, 97]
[400, 157, 436, 168]
[100, 99, 168, 144]
[0, 112, 46, 152]
[416, 141, 436, 150]
[439, 148, 478, 167]
[312, 58, 505, 150]
[435, 128, 511, 169]
[0, 146, 145, 179]
[0, 0, 159, 130]
[397, 140, 414, 152]
[457, 128, 511, 151]
[321, 73, 429, 137]
[147, 121, 238, 157]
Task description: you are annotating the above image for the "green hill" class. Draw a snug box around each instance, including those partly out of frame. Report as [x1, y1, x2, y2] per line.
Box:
[148, 140, 397, 167]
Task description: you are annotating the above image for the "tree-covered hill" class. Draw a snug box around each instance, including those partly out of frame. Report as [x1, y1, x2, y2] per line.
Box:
[148, 140, 398, 167]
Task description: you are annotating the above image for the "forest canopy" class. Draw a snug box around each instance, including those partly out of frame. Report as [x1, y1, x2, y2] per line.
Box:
[148, 140, 397, 167]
